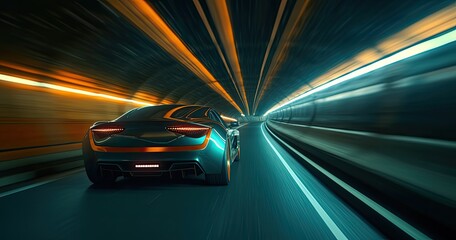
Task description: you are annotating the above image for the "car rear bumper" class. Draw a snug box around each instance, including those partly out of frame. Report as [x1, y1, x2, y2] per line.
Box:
[91, 140, 225, 175]
[83, 128, 227, 176]
[98, 160, 205, 178]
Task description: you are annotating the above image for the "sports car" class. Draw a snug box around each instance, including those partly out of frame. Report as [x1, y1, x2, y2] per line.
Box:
[82, 105, 240, 185]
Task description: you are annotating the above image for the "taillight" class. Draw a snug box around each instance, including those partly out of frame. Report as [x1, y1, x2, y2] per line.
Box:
[91, 126, 124, 140]
[166, 126, 209, 138]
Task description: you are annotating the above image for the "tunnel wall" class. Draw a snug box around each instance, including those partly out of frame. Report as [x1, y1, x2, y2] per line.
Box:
[269, 41, 456, 141]
[0, 81, 136, 186]
[266, 41, 456, 235]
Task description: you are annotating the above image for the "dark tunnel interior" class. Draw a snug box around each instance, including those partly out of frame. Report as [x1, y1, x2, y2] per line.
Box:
[0, 0, 455, 239]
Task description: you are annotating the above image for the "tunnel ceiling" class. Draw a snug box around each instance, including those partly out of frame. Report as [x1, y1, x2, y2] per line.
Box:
[0, 0, 453, 117]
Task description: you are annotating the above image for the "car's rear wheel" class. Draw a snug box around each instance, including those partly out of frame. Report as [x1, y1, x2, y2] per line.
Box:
[206, 143, 230, 185]
[234, 147, 240, 162]
[85, 162, 117, 185]
[83, 135, 117, 185]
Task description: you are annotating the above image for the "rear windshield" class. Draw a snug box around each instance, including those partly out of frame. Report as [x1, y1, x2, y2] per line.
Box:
[170, 106, 200, 118]
[187, 107, 210, 118]
[116, 105, 181, 121]
[115, 105, 211, 121]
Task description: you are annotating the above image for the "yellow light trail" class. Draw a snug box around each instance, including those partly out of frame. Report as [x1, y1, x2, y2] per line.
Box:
[204, 0, 250, 115]
[267, 3, 456, 114]
[0, 61, 129, 98]
[106, 0, 243, 114]
[220, 115, 237, 122]
[193, 0, 247, 115]
[0, 73, 153, 106]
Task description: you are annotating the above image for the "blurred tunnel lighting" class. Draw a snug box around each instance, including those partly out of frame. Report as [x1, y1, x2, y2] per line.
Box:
[221, 115, 237, 122]
[268, 3, 456, 114]
[107, 0, 244, 114]
[264, 28, 456, 116]
[203, 0, 250, 114]
[0, 73, 153, 106]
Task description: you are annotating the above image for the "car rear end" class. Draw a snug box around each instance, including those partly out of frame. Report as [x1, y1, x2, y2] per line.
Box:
[82, 105, 227, 183]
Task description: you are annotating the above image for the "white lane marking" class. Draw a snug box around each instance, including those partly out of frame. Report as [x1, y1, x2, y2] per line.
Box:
[235, 123, 248, 129]
[265, 124, 431, 240]
[0, 168, 83, 198]
[261, 124, 348, 240]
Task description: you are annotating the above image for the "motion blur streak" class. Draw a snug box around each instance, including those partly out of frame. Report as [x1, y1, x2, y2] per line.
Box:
[0, 0, 455, 238]
[261, 125, 348, 240]
[220, 115, 237, 122]
[203, 0, 250, 114]
[0, 73, 153, 106]
[265, 28, 456, 115]
[253, 0, 287, 114]
[268, 3, 456, 113]
[0, 62, 133, 99]
[264, 124, 430, 240]
[106, 0, 244, 114]
[192, 0, 243, 111]
[253, 0, 310, 114]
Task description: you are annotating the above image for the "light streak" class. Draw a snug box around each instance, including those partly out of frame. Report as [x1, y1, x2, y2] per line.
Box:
[107, 0, 243, 114]
[261, 124, 348, 240]
[204, 0, 250, 114]
[264, 28, 456, 116]
[264, 123, 430, 239]
[193, 0, 244, 113]
[267, 3, 456, 114]
[253, 0, 288, 112]
[253, 0, 310, 113]
[0, 73, 153, 106]
[221, 115, 237, 122]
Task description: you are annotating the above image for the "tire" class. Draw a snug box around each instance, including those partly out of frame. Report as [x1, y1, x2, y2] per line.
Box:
[85, 161, 117, 185]
[234, 147, 240, 162]
[83, 134, 117, 185]
[206, 144, 230, 185]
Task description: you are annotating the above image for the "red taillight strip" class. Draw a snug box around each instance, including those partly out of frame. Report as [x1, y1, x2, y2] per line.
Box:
[166, 127, 208, 131]
[166, 126, 209, 138]
[92, 127, 124, 133]
[89, 130, 211, 152]
[91, 127, 124, 139]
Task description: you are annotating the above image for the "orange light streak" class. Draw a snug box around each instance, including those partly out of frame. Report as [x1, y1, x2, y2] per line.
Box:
[221, 115, 237, 122]
[193, 0, 245, 113]
[0, 61, 163, 103]
[0, 73, 154, 106]
[204, 0, 250, 114]
[0, 61, 127, 96]
[107, 0, 243, 114]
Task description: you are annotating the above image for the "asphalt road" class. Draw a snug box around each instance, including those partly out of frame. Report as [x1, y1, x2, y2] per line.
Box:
[0, 122, 383, 239]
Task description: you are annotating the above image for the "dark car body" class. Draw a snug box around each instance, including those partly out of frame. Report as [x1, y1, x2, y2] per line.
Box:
[82, 105, 240, 185]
